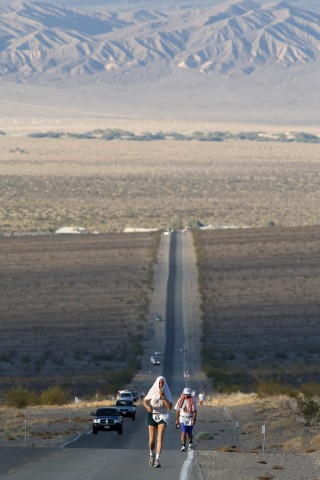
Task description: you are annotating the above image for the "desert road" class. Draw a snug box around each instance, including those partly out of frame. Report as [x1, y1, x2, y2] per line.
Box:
[0, 231, 204, 479]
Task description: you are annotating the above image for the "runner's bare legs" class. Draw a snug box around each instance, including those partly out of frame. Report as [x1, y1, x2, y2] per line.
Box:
[148, 425, 156, 452]
[148, 423, 166, 458]
[155, 423, 166, 458]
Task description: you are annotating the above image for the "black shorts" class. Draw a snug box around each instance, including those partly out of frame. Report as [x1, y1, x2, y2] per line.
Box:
[146, 412, 166, 427]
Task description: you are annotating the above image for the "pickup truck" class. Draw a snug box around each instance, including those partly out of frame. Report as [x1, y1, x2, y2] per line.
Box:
[115, 399, 136, 420]
[92, 407, 123, 434]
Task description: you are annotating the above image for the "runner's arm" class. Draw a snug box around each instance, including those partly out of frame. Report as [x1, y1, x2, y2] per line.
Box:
[143, 397, 153, 412]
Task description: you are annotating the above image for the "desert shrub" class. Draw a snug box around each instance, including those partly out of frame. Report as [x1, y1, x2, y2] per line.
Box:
[296, 395, 320, 425]
[5, 386, 70, 407]
[198, 134, 223, 142]
[204, 364, 253, 392]
[0, 351, 15, 363]
[274, 351, 288, 360]
[296, 394, 320, 426]
[20, 353, 31, 363]
[294, 132, 320, 143]
[100, 128, 135, 140]
[256, 379, 293, 397]
[91, 353, 114, 362]
[300, 383, 320, 397]
[101, 367, 137, 395]
[6, 388, 36, 408]
[67, 133, 94, 139]
[187, 219, 206, 229]
[100, 131, 120, 140]
[169, 132, 189, 141]
[39, 386, 69, 405]
[28, 132, 63, 138]
[234, 132, 261, 141]
[21, 129, 320, 143]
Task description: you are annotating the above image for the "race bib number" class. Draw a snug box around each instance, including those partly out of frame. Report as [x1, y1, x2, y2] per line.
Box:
[152, 413, 169, 424]
[182, 417, 192, 426]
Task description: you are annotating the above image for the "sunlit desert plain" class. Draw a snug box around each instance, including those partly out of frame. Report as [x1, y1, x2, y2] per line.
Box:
[0, 135, 319, 235]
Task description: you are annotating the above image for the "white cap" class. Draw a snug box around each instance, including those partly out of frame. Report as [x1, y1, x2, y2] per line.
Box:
[183, 387, 191, 395]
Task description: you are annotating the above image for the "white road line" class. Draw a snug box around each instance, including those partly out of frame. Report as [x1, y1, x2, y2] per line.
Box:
[60, 430, 91, 448]
[179, 450, 193, 480]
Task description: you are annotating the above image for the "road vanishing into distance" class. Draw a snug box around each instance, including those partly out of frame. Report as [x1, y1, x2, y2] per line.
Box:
[0, 231, 204, 480]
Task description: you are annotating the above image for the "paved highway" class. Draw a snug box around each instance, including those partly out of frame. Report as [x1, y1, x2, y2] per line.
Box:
[0, 231, 204, 480]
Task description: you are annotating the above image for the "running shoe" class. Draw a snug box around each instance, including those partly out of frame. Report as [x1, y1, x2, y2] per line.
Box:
[181, 445, 186, 452]
[154, 460, 161, 468]
[149, 454, 155, 466]
[188, 443, 194, 450]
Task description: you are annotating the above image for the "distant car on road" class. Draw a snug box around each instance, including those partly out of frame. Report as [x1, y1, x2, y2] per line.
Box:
[151, 356, 161, 366]
[91, 407, 123, 435]
[154, 349, 162, 356]
[115, 399, 136, 420]
[155, 314, 162, 322]
[116, 390, 135, 402]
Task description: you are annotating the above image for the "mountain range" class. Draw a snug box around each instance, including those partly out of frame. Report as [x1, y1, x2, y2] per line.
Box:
[1, 0, 319, 82]
[0, 0, 319, 127]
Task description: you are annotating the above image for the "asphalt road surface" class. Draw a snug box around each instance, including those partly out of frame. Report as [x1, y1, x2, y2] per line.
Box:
[0, 231, 204, 480]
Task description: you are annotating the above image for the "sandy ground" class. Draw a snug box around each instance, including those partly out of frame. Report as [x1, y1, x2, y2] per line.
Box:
[195, 450, 320, 480]
[1, 136, 319, 235]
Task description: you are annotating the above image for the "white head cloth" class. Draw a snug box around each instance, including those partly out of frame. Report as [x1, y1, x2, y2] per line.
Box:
[145, 375, 172, 403]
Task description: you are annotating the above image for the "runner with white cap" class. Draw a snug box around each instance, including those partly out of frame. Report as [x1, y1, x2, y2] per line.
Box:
[174, 387, 197, 451]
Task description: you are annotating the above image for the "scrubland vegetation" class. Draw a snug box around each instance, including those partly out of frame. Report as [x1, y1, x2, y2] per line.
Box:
[193, 225, 320, 395]
[0, 232, 161, 396]
[25, 129, 320, 143]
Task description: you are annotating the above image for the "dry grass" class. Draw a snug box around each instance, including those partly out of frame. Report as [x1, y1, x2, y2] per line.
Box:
[0, 400, 112, 447]
[0, 137, 319, 234]
[202, 393, 320, 454]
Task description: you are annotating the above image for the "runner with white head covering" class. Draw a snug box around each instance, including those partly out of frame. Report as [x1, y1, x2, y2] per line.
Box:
[143, 376, 172, 468]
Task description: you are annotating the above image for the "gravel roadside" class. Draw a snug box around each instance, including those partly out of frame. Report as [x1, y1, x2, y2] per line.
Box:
[192, 399, 320, 480]
[194, 450, 320, 480]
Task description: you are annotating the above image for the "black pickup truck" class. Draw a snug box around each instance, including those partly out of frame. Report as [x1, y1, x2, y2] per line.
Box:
[92, 407, 123, 434]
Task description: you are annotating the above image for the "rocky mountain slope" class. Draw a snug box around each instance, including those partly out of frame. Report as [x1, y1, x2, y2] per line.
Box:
[0, 0, 319, 83]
